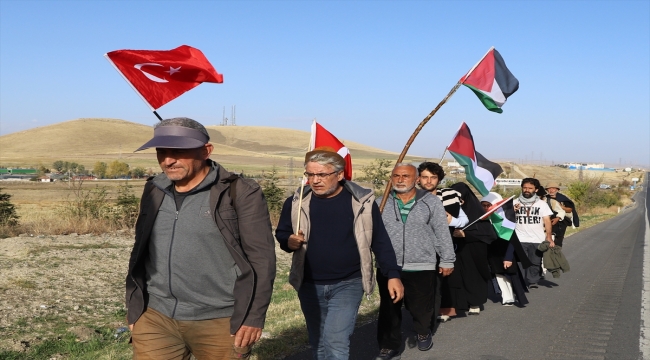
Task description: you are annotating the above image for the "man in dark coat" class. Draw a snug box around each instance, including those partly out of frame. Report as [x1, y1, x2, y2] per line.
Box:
[126, 117, 276, 359]
[545, 181, 579, 247]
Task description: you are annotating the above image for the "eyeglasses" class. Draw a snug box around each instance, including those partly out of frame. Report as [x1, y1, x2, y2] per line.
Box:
[304, 171, 339, 180]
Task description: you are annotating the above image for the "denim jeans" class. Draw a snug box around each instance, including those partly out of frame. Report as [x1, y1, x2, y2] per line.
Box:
[298, 277, 364, 360]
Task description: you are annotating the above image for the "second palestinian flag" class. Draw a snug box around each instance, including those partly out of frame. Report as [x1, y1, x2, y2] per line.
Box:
[447, 122, 502, 196]
[480, 195, 517, 240]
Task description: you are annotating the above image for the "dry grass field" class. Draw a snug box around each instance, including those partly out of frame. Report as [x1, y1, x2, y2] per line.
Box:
[0, 230, 383, 360]
[508, 163, 643, 188]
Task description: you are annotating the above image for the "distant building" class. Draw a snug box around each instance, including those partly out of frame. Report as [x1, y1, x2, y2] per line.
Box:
[563, 163, 615, 172]
[0, 168, 37, 175]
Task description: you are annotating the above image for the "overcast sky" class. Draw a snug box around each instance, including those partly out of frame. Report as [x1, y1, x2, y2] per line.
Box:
[1, 0, 648, 167]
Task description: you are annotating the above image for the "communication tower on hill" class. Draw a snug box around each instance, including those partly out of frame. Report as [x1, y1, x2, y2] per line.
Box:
[221, 106, 228, 126]
[220, 105, 237, 126]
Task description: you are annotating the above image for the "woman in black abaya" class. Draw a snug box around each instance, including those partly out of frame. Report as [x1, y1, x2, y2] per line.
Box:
[481, 192, 531, 307]
[446, 183, 497, 315]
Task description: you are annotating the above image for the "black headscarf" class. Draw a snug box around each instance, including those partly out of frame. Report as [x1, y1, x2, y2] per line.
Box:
[450, 183, 497, 244]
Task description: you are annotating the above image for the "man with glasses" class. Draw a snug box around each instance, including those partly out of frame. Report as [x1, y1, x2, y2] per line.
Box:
[375, 164, 455, 359]
[276, 146, 404, 360]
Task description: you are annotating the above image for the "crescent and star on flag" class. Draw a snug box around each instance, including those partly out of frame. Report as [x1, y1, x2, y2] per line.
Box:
[133, 63, 182, 83]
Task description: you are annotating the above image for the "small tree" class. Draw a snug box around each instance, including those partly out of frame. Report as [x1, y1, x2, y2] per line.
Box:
[107, 160, 130, 178]
[68, 162, 79, 174]
[114, 183, 140, 227]
[260, 166, 285, 215]
[0, 188, 19, 227]
[52, 160, 65, 173]
[131, 167, 147, 179]
[93, 162, 108, 179]
[357, 159, 393, 191]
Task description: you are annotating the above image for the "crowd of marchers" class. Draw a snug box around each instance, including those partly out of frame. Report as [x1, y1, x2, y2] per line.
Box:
[122, 117, 576, 360]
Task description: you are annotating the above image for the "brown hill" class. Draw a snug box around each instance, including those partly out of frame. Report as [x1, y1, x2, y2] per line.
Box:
[0, 118, 415, 175]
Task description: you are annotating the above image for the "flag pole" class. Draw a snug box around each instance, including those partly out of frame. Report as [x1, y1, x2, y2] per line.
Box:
[379, 82, 463, 212]
[439, 146, 449, 164]
[295, 119, 317, 234]
[462, 195, 515, 230]
[104, 54, 161, 119]
[295, 175, 306, 234]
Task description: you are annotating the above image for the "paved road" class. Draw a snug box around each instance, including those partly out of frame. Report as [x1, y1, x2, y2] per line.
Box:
[287, 177, 648, 360]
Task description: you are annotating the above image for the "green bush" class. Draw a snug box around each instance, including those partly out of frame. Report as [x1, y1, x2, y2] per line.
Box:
[65, 180, 140, 228]
[357, 159, 393, 195]
[112, 183, 140, 227]
[260, 166, 286, 217]
[0, 187, 19, 227]
[567, 177, 623, 211]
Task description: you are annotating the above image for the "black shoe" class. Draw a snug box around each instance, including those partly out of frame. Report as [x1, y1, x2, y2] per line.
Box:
[417, 332, 433, 351]
[375, 348, 400, 360]
[529, 284, 539, 289]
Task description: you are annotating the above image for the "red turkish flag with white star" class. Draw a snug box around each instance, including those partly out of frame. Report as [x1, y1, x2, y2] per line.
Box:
[105, 45, 223, 110]
[310, 121, 353, 180]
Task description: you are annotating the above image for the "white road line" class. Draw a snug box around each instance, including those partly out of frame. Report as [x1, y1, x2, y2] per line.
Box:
[640, 177, 650, 358]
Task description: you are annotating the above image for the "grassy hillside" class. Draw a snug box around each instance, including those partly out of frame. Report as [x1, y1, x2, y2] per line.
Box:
[0, 118, 417, 175]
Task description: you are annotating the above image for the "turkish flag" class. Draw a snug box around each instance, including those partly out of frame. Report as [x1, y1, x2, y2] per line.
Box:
[310, 121, 353, 180]
[105, 45, 223, 110]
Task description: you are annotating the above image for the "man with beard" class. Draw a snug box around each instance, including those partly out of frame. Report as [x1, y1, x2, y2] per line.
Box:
[275, 147, 403, 360]
[513, 178, 554, 288]
[375, 163, 455, 359]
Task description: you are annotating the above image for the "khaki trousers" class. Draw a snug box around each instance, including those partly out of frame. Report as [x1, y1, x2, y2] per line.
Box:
[132, 307, 251, 360]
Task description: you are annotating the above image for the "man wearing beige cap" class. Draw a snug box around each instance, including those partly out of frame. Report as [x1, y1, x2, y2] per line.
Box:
[545, 182, 578, 247]
[126, 117, 276, 359]
[275, 146, 403, 360]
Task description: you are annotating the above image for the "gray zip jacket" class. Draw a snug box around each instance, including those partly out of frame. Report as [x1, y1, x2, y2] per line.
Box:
[379, 189, 456, 270]
[126, 161, 276, 334]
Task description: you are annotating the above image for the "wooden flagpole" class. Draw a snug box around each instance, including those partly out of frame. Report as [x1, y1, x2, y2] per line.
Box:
[439, 146, 449, 164]
[378, 82, 463, 212]
[295, 175, 307, 234]
[295, 119, 316, 233]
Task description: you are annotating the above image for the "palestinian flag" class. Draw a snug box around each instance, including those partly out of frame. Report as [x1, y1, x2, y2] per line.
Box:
[460, 47, 519, 113]
[480, 195, 516, 240]
[447, 122, 503, 196]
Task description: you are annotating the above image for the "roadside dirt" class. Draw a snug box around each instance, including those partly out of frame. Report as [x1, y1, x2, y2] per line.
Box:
[0, 231, 134, 352]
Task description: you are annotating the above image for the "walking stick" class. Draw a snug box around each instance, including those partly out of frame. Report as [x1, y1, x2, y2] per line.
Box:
[379, 82, 462, 212]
